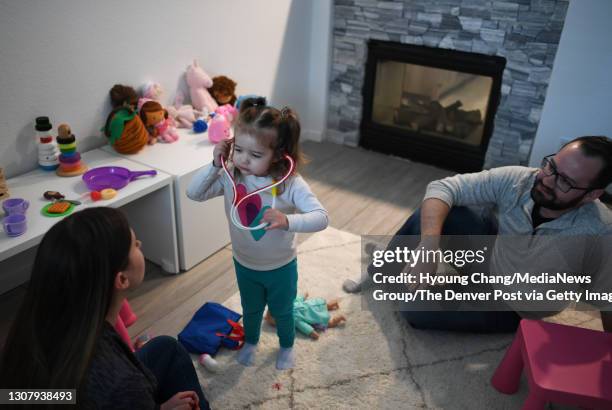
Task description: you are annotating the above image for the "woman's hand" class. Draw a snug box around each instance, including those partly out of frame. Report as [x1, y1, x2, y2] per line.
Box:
[213, 139, 232, 167]
[160, 391, 200, 410]
[262, 208, 289, 230]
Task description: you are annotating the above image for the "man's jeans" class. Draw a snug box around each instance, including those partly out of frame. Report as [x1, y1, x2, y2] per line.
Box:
[382, 206, 520, 333]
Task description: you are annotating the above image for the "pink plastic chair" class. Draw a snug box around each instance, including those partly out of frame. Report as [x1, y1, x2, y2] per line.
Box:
[114, 299, 138, 352]
[491, 319, 612, 409]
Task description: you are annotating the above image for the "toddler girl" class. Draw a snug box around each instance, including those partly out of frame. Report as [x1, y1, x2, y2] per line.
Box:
[187, 97, 328, 370]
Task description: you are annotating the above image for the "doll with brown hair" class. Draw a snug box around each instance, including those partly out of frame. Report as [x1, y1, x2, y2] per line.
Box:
[265, 293, 346, 340]
[110, 84, 138, 110]
[104, 84, 150, 154]
[139, 100, 179, 144]
[210, 76, 237, 106]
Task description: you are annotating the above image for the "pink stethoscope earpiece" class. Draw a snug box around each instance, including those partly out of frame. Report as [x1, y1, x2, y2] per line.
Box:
[221, 154, 295, 230]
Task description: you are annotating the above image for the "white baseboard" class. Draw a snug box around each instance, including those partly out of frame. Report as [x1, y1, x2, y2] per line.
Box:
[302, 129, 324, 142]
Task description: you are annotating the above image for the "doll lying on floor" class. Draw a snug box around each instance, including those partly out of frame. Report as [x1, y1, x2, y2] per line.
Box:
[265, 293, 346, 340]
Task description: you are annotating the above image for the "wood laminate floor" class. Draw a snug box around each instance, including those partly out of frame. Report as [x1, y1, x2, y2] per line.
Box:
[0, 141, 451, 344]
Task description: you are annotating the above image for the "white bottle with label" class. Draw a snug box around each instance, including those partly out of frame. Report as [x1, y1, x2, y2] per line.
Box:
[35, 116, 59, 170]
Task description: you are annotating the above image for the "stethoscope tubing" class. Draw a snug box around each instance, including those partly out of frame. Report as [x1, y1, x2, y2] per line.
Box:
[221, 154, 295, 230]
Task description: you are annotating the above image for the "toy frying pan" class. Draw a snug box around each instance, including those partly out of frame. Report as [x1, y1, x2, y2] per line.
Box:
[82, 166, 157, 191]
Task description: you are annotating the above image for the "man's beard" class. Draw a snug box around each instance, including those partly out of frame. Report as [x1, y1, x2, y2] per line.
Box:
[530, 179, 586, 210]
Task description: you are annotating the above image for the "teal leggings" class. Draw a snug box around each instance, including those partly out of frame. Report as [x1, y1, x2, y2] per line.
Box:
[234, 258, 298, 348]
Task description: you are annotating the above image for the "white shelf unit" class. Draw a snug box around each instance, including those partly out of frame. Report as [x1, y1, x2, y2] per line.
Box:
[102, 128, 230, 271]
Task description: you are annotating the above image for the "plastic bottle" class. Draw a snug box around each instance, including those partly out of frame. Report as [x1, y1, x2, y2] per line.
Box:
[35, 117, 59, 171]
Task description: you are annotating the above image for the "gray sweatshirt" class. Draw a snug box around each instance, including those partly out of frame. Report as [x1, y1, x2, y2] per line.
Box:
[425, 166, 612, 236]
[187, 163, 328, 270]
[424, 166, 612, 311]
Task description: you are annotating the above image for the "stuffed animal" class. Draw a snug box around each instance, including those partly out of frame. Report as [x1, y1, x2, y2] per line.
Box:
[110, 84, 139, 110]
[0, 167, 9, 201]
[210, 76, 237, 106]
[104, 85, 149, 154]
[142, 82, 163, 101]
[167, 91, 203, 129]
[208, 104, 238, 144]
[139, 100, 179, 143]
[185, 60, 218, 114]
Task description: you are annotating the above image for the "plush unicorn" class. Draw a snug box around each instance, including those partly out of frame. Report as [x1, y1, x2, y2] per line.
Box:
[186, 60, 218, 114]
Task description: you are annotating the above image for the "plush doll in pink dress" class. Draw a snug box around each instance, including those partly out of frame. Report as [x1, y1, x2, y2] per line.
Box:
[139, 100, 179, 143]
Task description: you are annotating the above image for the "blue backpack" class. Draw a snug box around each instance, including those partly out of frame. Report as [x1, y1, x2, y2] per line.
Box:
[178, 302, 244, 356]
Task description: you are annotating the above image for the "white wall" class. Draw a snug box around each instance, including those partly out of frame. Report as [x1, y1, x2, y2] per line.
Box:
[528, 0, 612, 166]
[0, 0, 332, 178]
[303, 0, 333, 142]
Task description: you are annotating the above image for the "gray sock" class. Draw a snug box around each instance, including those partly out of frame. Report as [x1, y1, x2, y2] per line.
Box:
[342, 278, 363, 293]
[276, 347, 295, 370]
[236, 342, 257, 367]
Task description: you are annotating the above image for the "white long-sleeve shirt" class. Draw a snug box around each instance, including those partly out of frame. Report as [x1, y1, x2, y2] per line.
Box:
[187, 163, 329, 270]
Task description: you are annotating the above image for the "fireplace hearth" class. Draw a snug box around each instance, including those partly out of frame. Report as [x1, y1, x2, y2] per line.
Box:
[360, 40, 506, 172]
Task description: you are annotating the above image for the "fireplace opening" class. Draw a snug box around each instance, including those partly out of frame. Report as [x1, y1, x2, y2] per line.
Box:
[360, 40, 506, 172]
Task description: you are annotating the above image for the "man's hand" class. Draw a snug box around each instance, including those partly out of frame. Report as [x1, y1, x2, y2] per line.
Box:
[263, 208, 289, 230]
[406, 237, 440, 292]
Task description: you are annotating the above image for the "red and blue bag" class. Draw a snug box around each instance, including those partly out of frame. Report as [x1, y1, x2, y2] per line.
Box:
[178, 302, 244, 356]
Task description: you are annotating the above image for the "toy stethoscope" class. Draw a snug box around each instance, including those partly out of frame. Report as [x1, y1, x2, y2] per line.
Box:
[221, 153, 295, 230]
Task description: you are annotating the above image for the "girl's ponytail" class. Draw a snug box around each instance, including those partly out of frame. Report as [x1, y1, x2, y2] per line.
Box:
[277, 107, 301, 162]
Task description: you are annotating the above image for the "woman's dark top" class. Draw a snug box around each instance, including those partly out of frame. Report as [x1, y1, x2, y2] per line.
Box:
[81, 322, 159, 409]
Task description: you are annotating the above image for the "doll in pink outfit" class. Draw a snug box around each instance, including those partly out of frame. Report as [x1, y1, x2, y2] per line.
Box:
[139, 100, 179, 143]
[154, 115, 179, 143]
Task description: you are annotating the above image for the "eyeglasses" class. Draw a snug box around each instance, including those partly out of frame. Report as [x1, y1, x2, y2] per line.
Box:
[540, 155, 593, 193]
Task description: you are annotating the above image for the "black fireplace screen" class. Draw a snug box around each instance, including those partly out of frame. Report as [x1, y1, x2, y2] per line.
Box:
[361, 40, 506, 172]
[373, 61, 492, 146]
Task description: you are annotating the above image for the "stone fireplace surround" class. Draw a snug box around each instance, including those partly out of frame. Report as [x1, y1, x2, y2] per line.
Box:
[327, 0, 569, 168]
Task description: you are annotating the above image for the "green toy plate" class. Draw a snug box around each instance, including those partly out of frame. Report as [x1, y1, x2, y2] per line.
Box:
[41, 202, 75, 217]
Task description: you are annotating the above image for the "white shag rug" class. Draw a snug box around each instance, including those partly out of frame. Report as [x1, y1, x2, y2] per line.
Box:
[196, 227, 601, 410]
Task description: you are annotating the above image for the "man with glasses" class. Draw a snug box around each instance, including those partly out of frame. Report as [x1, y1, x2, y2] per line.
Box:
[345, 136, 612, 332]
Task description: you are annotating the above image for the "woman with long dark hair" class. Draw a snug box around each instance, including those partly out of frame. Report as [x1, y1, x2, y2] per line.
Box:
[0, 207, 208, 409]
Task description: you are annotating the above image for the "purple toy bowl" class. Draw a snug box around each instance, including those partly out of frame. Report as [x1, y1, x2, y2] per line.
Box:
[82, 166, 157, 191]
